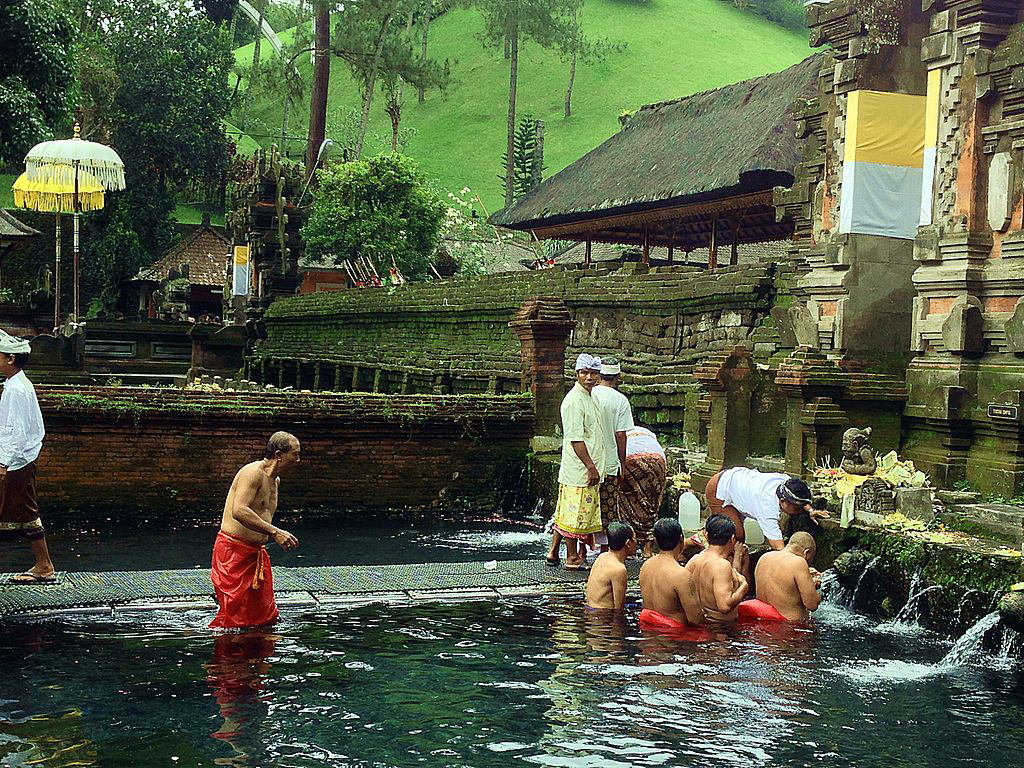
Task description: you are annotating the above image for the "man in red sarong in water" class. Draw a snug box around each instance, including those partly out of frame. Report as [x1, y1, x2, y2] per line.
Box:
[210, 432, 301, 629]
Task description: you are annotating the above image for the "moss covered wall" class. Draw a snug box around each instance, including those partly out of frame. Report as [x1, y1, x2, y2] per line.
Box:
[252, 263, 788, 437]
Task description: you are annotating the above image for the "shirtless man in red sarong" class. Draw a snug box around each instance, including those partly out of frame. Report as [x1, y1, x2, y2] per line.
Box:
[210, 432, 301, 629]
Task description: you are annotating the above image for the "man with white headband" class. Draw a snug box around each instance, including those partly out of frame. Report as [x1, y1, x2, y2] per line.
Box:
[0, 329, 53, 583]
[590, 356, 634, 547]
[544, 353, 606, 571]
[705, 466, 829, 556]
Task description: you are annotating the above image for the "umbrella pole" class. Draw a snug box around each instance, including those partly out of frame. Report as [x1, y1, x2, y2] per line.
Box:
[73, 160, 80, 321]
[54, 213, 61, 331]
[73, 212, 80, 321]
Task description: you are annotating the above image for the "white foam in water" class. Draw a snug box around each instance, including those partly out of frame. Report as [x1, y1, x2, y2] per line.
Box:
[836, 658, 947, 685]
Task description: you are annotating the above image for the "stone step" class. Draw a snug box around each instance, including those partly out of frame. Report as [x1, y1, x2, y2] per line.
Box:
[944, 503, 1024, 545]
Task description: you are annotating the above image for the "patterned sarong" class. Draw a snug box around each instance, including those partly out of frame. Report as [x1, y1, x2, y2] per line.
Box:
[613, 453, 667, 552]
[553, 483, 602, 544]
[210, 532, 279, 629]
[0, 462, 44, 541]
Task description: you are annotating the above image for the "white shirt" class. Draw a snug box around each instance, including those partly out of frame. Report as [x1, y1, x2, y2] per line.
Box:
[0, 370, 45, 471]
[626, 426, 665, 460]
[714, 466, 788, 541]
[591, 384, 634, 476]
[557, 383, 607, 487]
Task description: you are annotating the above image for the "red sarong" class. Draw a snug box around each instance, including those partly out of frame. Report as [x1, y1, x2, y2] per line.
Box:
[638, 608, 711, 641]
[737, 598, 787, 622]
[210, 532, 278, 629]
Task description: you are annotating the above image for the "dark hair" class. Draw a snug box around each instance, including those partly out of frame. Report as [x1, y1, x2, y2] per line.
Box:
[5, 354, 29, 370]
[264, 431, 298, 459]
[607, 522, 634, 551]
[777, 477, 813, 504]
[705, 514, 736, 546]
[653, 517, 682, 551]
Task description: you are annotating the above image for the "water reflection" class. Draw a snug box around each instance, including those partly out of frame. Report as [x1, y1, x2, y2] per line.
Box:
[205, 632, 279, 767]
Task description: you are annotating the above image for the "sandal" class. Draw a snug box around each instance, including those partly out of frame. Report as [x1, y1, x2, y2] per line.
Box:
[564, 562, 590, 572]
[10, 571, 56, 585]
[544, 555, 560, 567]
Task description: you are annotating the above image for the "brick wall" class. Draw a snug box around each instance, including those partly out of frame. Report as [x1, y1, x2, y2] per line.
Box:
[33, 387, 533, 513]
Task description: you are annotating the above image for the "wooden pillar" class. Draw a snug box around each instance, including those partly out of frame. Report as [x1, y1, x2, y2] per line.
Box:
[642, 226, 650, 265]
[667, 231, 675, 263]
[584, 239, 592, 266]
[730, 218, 740, 266]
[708, 214, 719, 270]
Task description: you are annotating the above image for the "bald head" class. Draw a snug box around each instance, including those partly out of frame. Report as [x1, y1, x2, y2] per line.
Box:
[786, 532, 817, 562]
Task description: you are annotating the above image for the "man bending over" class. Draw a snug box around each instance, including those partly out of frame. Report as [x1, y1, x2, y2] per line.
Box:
[210, 432, 301, 629]
[585, 522, 636, 611]
[638, 518, 704, 629]
[750, 532, 821, 621]
[686, 515, 748, 624]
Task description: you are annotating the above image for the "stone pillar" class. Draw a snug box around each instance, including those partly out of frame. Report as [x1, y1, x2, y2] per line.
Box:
[692, 345, 757, 487]
[775, 347, 848, 478]
[510, 296, 576, 438]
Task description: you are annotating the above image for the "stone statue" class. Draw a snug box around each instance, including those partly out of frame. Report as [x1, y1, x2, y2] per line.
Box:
[841, 427, 877, 476]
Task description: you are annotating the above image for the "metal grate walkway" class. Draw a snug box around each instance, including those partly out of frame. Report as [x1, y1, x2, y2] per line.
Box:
[0, 559, 617, 618]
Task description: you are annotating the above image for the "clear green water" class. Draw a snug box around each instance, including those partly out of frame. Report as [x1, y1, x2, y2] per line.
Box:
[1, 598, 1022, 767]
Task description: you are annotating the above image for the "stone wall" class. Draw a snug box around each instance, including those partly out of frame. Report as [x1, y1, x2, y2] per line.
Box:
[33, 387, 533, 513]
[250, 262, 788, 438]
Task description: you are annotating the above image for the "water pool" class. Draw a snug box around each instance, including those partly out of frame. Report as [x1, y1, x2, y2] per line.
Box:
[0, 516, 550, 573]
[1, 598, 1022, 767]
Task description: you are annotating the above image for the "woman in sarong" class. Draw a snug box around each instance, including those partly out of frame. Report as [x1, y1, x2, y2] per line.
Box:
[615, 426, 668, 559]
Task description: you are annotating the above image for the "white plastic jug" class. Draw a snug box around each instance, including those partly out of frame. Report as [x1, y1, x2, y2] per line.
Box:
[743, 518, 765, 548]
[677, 491, 701, 533]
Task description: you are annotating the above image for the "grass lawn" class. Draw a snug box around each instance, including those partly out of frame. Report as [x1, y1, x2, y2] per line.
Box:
[239, 0, 812, 210]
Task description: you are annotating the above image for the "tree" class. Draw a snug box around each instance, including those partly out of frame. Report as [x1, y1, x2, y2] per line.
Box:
[0, 0, 76, 164]
[307, 0, 331, 174]
[78, 0, 233, 309]
[195, 0, 239, 24]
[561, 2, 623, 118]
[417, 0, 432, 104]
[334, 0, 449, 159]
[475, 0, 575, 206]
[499, 115, 545, 201]
[301, 154, 447, 279]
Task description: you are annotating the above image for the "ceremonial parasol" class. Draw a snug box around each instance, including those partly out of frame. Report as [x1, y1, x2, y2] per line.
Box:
[22, 123, 125, 325]
[12, 166, 105, 329]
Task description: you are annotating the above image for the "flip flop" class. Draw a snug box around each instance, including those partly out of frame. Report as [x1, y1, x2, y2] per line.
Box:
[545, 555, 560, 567]
[9, 571, 56, 585]
[564, 562, 590, 572]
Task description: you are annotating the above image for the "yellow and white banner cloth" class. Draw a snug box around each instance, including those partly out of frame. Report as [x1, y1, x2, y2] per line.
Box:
[839, 90, 927, 240]
[921, 70, 940, 227]
[232, 245, 250, 296]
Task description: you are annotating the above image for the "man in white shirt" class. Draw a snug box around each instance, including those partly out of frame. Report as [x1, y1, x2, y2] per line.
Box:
[591, 357, 634, 547]
[706, 467, 829, 553]
[0, 330, 53, 583]
[545, 353, 606, 571]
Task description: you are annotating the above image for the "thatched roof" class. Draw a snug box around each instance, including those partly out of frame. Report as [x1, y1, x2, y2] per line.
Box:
[491, 54, 822, 231]
[135, 224, 230, 286]
[0, 209, 40, 241]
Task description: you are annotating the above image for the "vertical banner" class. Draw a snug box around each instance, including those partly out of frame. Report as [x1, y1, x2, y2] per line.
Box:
[839, 89, 927, 240]
[232, 245, 250, 296]
[920, 69, 940, 227]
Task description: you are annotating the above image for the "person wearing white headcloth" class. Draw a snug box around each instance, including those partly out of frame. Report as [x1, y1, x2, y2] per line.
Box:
[0, 330, 53, 583]
[544, 353, 606, 571]
[590, 356, 634, 549]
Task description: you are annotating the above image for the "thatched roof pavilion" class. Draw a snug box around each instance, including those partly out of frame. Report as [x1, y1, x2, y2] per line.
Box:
[490, 54, 823, 267]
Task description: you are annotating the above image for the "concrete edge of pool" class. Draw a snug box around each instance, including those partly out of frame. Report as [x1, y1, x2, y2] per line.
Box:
[0, 559, 604, 620]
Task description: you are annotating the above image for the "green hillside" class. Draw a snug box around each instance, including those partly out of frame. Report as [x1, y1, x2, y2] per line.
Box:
[239, 0, 813, 211]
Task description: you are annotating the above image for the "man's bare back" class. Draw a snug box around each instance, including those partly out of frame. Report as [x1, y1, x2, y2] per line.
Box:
[687, 550, 746, 623]
[755, 535, 820, 621]
[638, 552, 703, 626]
[585, 551, 628, 610]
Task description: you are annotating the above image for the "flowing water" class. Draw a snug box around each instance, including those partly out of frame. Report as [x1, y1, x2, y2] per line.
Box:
[0, 597, 1022, 767]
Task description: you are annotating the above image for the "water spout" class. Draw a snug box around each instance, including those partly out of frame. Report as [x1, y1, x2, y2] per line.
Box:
[889, 570, 942, 628]
[850, 555, 883, 611]
[940, 612, 1002, 667]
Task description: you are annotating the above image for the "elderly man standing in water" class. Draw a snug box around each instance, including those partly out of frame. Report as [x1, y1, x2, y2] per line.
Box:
[545, 353, 606, 571]
[210, 432, 301, 629]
